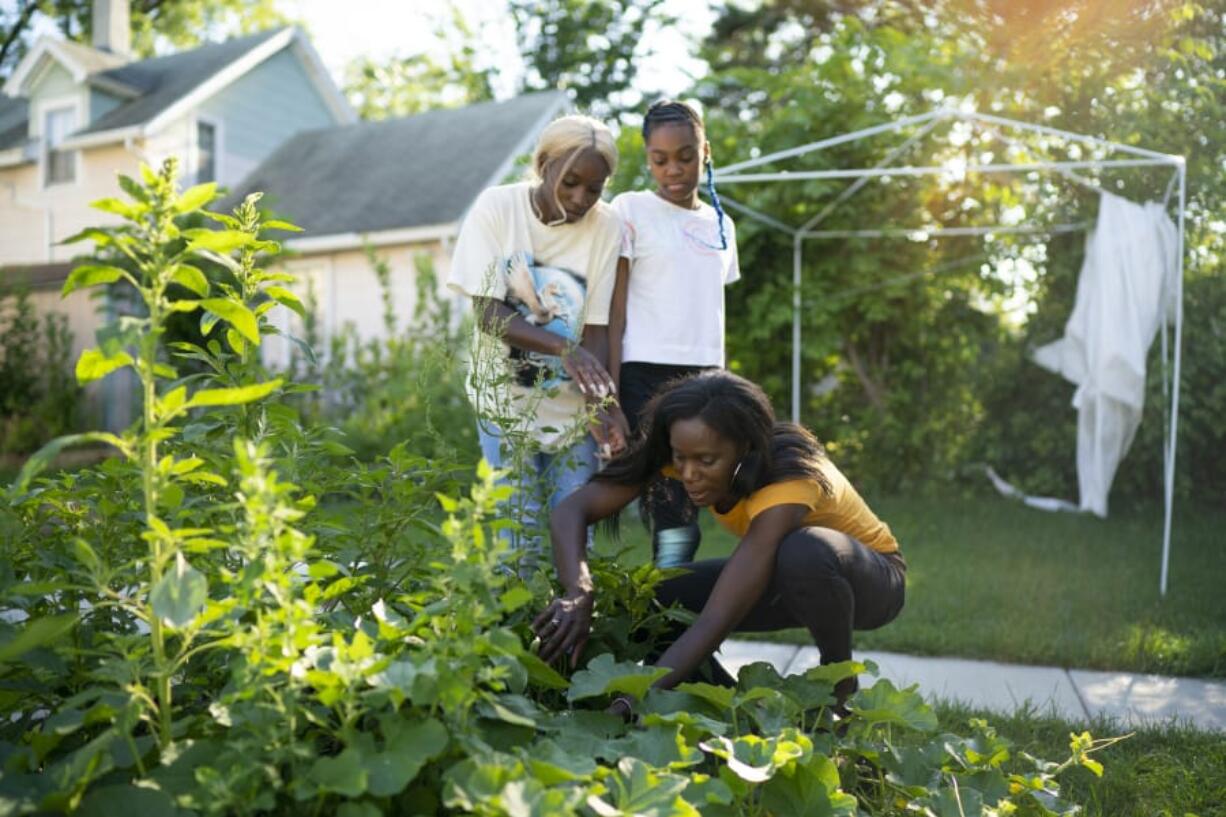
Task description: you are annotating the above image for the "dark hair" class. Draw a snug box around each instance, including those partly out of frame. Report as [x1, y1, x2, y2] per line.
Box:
[597, 371, 830, 508]
[641, 99, 729, 251]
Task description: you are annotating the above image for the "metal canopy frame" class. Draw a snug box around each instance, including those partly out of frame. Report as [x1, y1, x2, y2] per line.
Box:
[713, 107, 1186, 595]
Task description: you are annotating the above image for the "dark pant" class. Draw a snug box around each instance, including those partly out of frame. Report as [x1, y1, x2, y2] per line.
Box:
[653, 526, 907, 686]
[619, 362, 712, 563]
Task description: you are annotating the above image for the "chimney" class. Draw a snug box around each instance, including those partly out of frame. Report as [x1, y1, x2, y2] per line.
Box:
[92, 0, 131, 57]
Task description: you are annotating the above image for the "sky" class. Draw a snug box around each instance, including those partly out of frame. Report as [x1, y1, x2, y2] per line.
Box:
[284, 0, 716, 101]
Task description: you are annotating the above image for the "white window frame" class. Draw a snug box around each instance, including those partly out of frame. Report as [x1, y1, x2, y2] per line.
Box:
[193, 114, 224, 186]
[35, 93, 84, 190]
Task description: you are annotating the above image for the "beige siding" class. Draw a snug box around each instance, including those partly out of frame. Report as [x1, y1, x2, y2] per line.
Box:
[261, 240, 457, 371]
[0, 143, 140, 265]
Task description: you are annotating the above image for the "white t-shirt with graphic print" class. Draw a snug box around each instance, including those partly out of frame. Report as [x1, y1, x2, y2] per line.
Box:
[448, 182, 621, 450]
[611, 191, 740, 368]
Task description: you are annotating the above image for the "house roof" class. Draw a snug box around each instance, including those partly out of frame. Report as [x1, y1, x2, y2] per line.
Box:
[0, 26, 351, 159]
[226, 91, 570, 242]
[78, 27, 289, 136]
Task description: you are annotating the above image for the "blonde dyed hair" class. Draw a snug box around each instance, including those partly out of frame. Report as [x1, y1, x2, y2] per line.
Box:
[531, 114, 618, 226]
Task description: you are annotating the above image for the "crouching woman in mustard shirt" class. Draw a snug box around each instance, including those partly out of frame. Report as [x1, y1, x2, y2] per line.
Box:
[533, 370, 906, 715]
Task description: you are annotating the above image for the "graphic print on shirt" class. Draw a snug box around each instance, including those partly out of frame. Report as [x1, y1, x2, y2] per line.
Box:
[678, 215, 726, 256]
[502, 251, 586, 389]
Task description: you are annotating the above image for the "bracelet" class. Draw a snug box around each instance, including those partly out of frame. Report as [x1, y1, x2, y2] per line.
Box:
[611, 694, 635, 718]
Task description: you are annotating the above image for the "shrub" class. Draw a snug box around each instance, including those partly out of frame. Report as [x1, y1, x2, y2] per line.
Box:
[0, 287, 81, 455]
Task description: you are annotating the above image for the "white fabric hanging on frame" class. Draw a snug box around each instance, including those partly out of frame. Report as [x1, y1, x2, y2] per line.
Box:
[1031, 191, 1178, 517]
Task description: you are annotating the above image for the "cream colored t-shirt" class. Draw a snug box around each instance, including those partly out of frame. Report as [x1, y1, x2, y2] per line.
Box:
[447, 182, 621, 450]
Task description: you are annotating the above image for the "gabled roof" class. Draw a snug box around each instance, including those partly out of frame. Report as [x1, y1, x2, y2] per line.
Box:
[2, 37, 129, 95]
[0, 26, 353, 157]
[227, 91, 570, 245]
[78, 28, 292, 137]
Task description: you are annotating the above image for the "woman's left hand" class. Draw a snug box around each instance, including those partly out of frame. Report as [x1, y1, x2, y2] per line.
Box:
[532, 590, 594, 668]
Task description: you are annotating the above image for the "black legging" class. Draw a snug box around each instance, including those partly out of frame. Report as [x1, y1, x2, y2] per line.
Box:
[652, 526, 907, 686]
[619, 362, 712, 561]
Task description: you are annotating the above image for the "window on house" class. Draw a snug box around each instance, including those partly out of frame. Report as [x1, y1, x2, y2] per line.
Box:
[44, 106, 76, 186]
[197, 120, 216, 184]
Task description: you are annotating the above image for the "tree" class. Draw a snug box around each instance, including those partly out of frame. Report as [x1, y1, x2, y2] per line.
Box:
[696, 0, 1224, 499]
[342, 5, 494, 120]
[509, 0, 673, 118]
[0, 0, 290, 80]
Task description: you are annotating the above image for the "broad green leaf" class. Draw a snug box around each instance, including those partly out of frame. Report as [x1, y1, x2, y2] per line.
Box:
[12, 432, 126, 493]
[76, 783, 176, 817]
[185, 378, 282, 409]
[851, 678, 939, 732]
[607, 725, 703, 769]
[337, 803, 381, 817]
[366, 717, 448, 797]
[75, 347, 134, 384]
[568, 653, 670, 702]
[200, 298, 259, 343]
[171, 264, 209, 296]
[262, 219, 303, 232]
[0, 614, 77, 664]
[176, 182, 217, 214]
[116, 174, 149, 203]
[60, 227, 113, 246]
[62, 264, 127, 296]
[185, 229, 253, 254]
[308, 747, 367, 797]
[676, 681, 736, 711]
[523, 738, 598, 785]
[587, 757, 697, 817]
[500, 586, 533, 613]
[517, 651, 568, 690]
[225, 327, 245, 355]
[91, 197, 145, 219]
[760, 753, 849, 817]
[265, 285, 305, 318]
[149, 552, 207, 628]
[201, 209, 240, 229]
[699, 731, 809, 783]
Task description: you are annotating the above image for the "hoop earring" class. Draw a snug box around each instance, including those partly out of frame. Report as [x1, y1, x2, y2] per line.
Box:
[730, 459, 744, 486]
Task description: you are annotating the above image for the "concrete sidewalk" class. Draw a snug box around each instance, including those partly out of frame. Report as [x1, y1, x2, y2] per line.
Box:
[718, 639, 1226, 732]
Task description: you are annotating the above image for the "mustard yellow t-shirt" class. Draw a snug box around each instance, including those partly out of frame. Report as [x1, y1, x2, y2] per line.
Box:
[663, 459, 900, 554]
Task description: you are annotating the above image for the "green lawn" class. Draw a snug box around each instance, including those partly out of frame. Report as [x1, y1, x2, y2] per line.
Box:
[931, 702, 1226, 817]
[593, 494, 1226, 678]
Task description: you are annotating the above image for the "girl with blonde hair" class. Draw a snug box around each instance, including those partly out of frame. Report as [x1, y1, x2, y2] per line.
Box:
[448, 113, 625, 567]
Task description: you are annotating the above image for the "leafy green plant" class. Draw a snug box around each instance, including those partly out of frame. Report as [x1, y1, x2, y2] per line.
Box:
[0, 287, 81, 456]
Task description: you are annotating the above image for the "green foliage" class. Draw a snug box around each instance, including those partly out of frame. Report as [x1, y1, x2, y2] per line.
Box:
[693, 0, 1225, 503]
[0, 165, 1109, 815]
[0, 286, 81, 456]
[289, 245, 477, 463]
[342, 5, 494, 120]
[510, 0, 674, 117]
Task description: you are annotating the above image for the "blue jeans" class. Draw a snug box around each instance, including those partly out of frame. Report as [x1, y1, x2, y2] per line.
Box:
[477, 421, 596, 573]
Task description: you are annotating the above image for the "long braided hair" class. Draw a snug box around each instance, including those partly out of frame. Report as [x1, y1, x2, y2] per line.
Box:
[641, 99, 729, 250]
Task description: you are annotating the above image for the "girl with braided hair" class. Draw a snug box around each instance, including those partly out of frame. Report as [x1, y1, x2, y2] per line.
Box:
[607, 99, 741, 568]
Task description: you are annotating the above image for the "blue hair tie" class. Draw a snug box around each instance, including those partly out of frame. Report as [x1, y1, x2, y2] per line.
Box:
[705, 158, 729, 251]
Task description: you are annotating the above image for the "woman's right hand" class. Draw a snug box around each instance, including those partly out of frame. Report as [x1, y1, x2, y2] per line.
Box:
[532, 590, 594, 668]
[560, 345, 616, 400]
